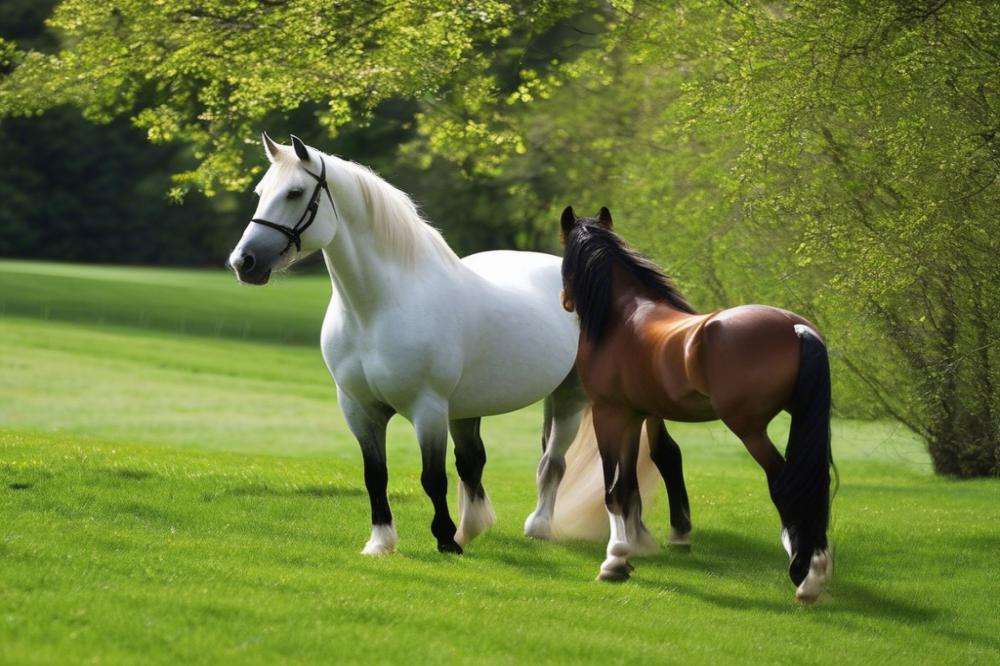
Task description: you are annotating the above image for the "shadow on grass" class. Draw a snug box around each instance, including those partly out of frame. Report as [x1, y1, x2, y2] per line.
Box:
[643, 530, 1000, 651]
[101, 466, 157, 481]
[456, 527, 969, 637]
[395, 531, 596, 579]
[957, 532, 1000, 552]
[203, 482, 367, 501]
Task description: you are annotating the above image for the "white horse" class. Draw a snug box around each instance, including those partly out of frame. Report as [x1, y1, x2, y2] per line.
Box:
[228, 134, 626, 555]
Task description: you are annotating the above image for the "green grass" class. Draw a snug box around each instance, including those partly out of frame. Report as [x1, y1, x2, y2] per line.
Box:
[1, 260, 998, 664]
[0, 259, 330, 344]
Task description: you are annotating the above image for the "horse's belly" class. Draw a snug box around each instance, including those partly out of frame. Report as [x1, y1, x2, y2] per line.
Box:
[448, 313, 578, 418]
[652, 393, 717, 422]
[448, 358, 570, 419]
[449, 251, 579, 418]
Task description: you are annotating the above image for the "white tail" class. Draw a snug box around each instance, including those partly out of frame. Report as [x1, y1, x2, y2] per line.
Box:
[550, 407, 662, 541]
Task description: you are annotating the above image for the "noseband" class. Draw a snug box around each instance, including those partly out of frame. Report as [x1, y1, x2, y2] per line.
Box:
[251, 158, 337, 255]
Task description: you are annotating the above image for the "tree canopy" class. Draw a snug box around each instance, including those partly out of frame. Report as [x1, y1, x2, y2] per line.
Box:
[1, 0, 997, 476]
[0, 0, 579, 196]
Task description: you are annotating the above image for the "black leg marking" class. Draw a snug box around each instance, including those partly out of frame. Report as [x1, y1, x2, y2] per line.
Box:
[419, 435, 461, 554]
[341, 398, 395, 536]
[362, 446, 392, 527]
[450, 417, 486, 500]
[648, 419, 692, 536]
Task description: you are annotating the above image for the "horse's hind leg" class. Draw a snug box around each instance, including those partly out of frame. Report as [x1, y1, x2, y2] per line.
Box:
[524, 370, 587, 539]
[734, 428, 787, 535]
[450, 417, 495, 546]
[647, 418, 692, 547]
[339, 392, 397, 556]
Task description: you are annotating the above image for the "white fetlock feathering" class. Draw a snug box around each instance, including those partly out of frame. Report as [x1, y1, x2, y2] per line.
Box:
[598, 510, 632, 581]
[523, 511, 552, 540]
[628, 519, 660, 557]
[455, 482, 496, 546]
[361, 524, 398, 556]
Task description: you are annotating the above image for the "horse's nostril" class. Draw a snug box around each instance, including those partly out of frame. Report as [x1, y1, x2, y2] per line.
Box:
[241, 253, 256, 272]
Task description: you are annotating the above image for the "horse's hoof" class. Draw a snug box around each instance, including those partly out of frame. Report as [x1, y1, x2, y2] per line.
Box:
[669, 528, 691, 549]
[361, 542, 394, 556]
[523, 513, 552, 540]
[361, 524, 397, 556]
[597, 567, 631, 582]
[598, 553, 632, 582]
[795, 550, 832, 604]
[438, 540, 464, 555]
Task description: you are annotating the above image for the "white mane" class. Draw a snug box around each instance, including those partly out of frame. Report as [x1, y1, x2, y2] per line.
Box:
[331, 156, 460, 267]
[259, 146, 460, 266]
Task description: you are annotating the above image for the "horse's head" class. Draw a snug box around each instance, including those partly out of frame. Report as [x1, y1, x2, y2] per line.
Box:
[558, 205, 613, 312]
[228, 133, 339, 285]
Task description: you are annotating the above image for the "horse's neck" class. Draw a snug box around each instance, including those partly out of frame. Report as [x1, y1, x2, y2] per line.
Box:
[320, 197, 454, 324]
[611, 266, 688, 322]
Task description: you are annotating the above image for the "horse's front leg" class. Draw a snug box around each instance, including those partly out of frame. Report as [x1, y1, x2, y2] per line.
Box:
[339, 392, 396, 555]
[592, 404, 643, 581]
[413, 396, 462, 554]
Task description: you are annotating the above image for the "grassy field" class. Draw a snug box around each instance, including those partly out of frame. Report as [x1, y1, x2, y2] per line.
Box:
[1, 260, 998, 664]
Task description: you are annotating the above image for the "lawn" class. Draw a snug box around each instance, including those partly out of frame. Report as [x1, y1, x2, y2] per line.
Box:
[1, 260, 997, 664]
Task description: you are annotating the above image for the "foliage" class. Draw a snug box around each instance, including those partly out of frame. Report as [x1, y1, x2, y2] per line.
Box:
[412, 1, 1000, 477]
[2, 2, 998, 475]
[0, 0, 582, 198]
[0, 0, 235, 266]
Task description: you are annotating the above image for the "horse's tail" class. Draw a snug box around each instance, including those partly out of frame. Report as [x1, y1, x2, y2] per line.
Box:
[772, 324, 834, 597]
[549, 407, 661, 541]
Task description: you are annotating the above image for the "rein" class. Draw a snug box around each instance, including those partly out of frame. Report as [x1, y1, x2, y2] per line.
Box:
[251, 158, 337, 255]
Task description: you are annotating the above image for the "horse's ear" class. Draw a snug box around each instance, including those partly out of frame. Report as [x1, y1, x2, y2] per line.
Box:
[290, 134, 310, 162]
[560, 206, 576, 241]
[262, 131, 279, 163]
[597, 206, 613, 229]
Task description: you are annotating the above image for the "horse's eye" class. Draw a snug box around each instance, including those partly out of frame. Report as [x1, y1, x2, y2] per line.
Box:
[287, 188, 304, 200]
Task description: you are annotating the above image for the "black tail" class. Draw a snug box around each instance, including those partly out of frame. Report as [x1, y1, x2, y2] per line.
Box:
[771, 325, 833, 586]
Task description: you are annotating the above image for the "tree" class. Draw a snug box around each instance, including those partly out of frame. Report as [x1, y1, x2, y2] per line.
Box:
[413, 0, 1000, 476]
[3, 0, 997, 475]
[0, 1, 580, 198]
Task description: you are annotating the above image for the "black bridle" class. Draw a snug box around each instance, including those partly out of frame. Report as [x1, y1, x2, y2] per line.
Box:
[251, 158, 336, 255]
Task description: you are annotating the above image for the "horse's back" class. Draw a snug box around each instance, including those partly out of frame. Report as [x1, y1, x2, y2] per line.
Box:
[461, 250, 562, 292]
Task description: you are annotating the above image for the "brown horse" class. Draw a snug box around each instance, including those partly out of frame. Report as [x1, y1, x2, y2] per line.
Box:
[559, 206, 834, 603]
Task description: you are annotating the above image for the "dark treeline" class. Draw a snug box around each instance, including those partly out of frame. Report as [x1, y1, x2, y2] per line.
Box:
[0, 1, 555, 266]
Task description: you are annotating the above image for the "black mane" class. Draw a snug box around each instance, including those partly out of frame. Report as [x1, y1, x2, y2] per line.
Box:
[562, 220, 696, 344]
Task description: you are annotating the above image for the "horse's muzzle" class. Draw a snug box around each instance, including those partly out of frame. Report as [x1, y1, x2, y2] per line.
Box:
[229, 250, 272, 285]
